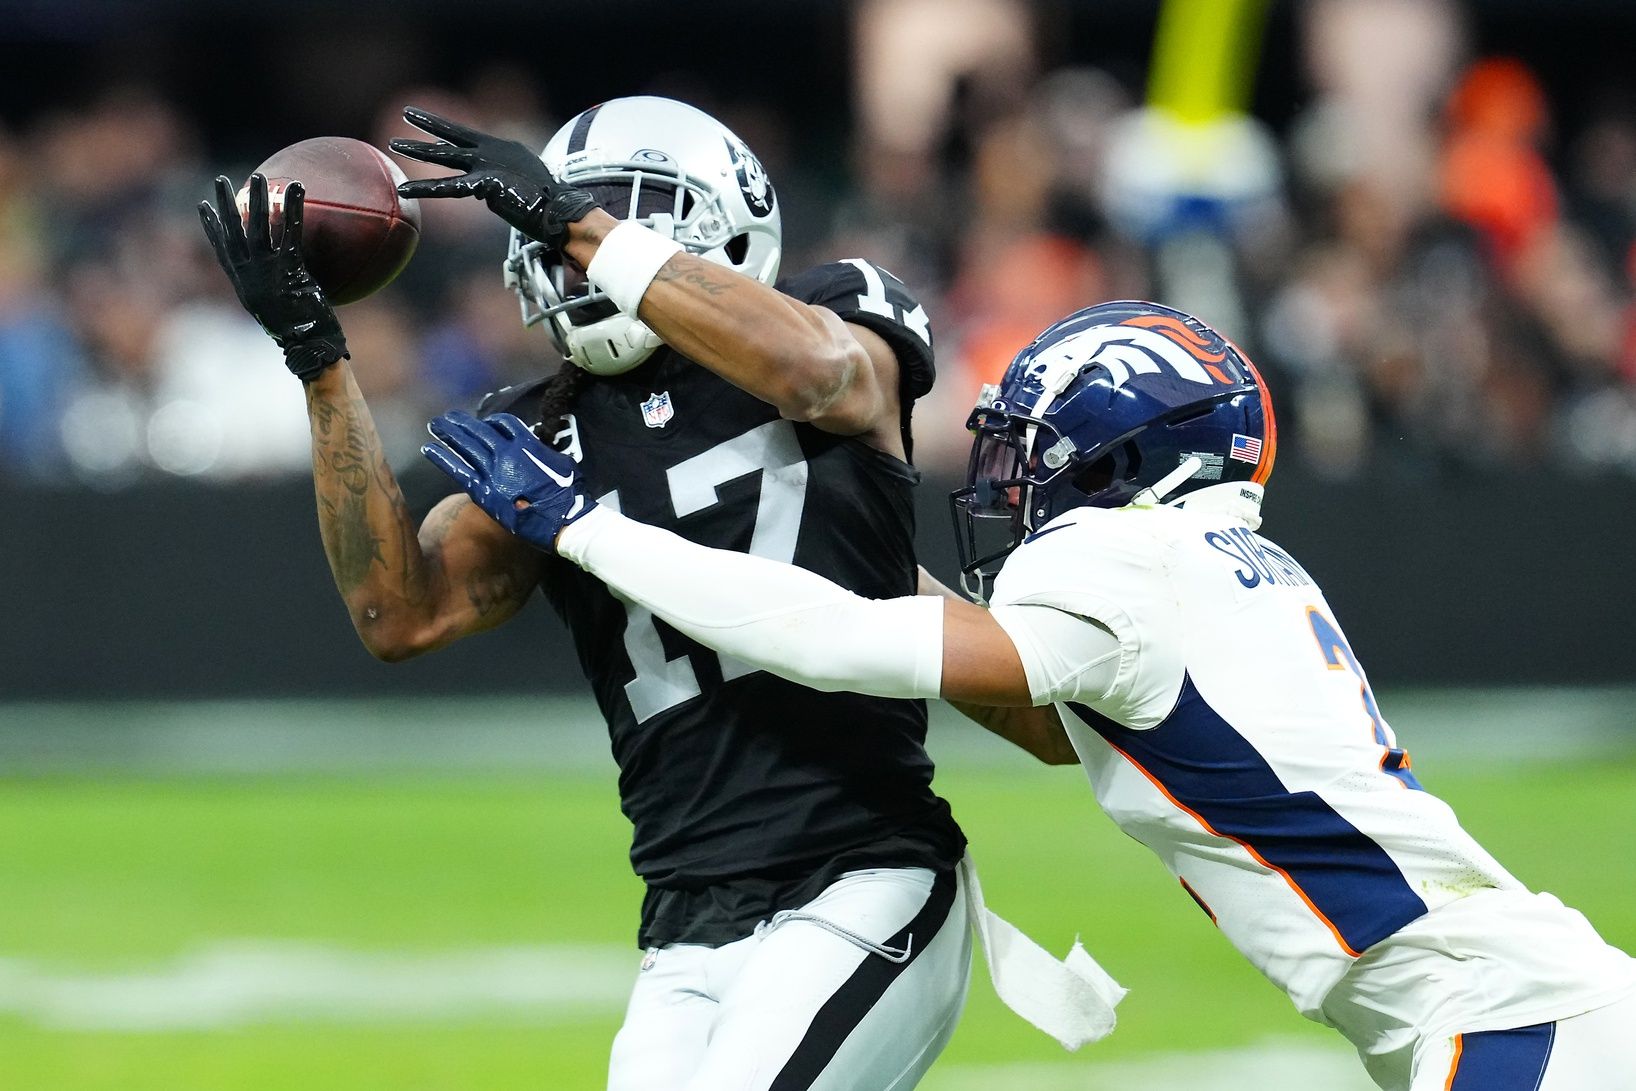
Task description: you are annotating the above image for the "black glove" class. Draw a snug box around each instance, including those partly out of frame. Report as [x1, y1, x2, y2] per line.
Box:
[390, 106, 599, 247]
[197, 174, 348, 382]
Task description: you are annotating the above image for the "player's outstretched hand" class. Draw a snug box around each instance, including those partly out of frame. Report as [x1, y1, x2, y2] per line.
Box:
[391, 107, 599, 248]
[422, 411, 596, 552]
[197, 173, 349, 382]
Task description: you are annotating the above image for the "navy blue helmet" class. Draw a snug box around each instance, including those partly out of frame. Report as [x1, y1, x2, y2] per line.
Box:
[950, 300, 1277, 599]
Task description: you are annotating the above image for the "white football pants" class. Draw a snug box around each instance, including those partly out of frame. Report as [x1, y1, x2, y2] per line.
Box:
[607, 866, 971, 1091]
[1412, 990, 1636, 1091]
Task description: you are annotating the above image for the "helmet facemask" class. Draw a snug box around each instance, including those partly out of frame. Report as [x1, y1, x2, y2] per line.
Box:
[505, 161, 778, 376]
[950, 385, 1206, 603]
[950, 396, 1066, 603]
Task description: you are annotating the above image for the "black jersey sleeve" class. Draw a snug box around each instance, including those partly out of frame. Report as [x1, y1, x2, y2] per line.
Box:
[475, 378, 551, 423]
[778, 260, 936, 401]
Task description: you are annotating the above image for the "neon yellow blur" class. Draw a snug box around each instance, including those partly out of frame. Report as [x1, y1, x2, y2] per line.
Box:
[1148, 0, 1271, 123]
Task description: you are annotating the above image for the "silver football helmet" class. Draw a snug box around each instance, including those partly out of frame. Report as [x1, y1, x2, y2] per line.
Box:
[504, 96, 783, 375]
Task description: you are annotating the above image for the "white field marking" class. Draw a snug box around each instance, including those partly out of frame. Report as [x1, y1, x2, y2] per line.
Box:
[922, 1039, 1380, 1091]
[0, 944, 1386, 1089]
[0, 941, 636, 1031]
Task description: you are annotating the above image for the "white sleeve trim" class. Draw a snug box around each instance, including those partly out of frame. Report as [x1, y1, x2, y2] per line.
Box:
[989, 603, 1124, 708]
[558, 507, 944, 699]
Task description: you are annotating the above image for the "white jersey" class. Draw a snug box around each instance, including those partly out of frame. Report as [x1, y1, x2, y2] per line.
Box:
[987, 487, 1635, 1080]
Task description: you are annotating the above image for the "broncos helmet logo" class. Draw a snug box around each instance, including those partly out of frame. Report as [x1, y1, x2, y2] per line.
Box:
[1023, 319, 1236, 402]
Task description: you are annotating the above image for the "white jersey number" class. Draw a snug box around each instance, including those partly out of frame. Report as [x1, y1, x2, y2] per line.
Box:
[600, 420, 809, 723]
[841, 258, 932, 346]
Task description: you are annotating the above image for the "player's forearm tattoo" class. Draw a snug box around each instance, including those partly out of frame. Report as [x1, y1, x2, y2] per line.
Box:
[319, 491, 387, 593]
[306, 379, 423, 602]
[575, 218, 612, 248]
[653, 255, 731, 297]
[466, 563, 522, 619]
[312, 388, 392, 499]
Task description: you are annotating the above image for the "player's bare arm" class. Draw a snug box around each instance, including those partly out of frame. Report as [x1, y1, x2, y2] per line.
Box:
[304, 364, 540, 659]
[917, 566, 1076, 765]
[390, 108, 905, 456]
[200, 173, 539, 663]
[564, 210, 900, 448]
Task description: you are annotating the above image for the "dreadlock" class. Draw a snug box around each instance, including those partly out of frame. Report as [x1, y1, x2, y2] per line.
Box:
[534, 362, 594, 438]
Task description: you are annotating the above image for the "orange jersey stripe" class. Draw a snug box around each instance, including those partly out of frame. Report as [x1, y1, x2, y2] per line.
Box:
[1179, 876, 1218, 924]
[1444, 1034, 1465, 1090]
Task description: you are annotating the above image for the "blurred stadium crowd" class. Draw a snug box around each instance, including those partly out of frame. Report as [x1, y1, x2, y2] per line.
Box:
[3, 0, 1636, 486]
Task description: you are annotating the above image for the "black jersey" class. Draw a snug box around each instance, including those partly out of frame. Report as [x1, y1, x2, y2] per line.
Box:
[481, 260, 965, 948]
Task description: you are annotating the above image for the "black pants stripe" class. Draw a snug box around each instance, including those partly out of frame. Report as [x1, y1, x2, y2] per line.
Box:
[768, 867, 960, 1090]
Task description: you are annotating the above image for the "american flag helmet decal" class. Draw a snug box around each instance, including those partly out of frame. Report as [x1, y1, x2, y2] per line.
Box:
[1230, 434, 1263, 463]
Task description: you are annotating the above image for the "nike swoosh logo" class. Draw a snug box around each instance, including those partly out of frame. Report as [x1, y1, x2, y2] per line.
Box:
[523, 447, 575, 487]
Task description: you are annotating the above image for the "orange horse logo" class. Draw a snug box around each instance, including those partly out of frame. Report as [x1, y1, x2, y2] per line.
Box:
[1121, 315, 1232, 383]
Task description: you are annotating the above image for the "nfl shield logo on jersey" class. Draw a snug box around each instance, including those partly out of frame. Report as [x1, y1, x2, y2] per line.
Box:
[641, 391, 674, 429]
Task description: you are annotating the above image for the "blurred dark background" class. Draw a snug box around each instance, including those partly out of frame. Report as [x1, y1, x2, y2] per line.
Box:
[3, 0, 1635, 698]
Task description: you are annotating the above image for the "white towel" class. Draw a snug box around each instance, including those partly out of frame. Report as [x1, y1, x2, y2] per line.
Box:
[960, 853, 1127, 1051]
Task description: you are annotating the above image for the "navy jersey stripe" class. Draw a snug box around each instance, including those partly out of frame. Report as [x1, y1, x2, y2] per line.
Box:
[1448, 1022, 1557, 1091]
[1068, 677, 1428, 956]
[566, 103, 603, 155]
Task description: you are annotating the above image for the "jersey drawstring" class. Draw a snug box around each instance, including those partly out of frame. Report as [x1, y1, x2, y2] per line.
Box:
[754, 910, 914, 964]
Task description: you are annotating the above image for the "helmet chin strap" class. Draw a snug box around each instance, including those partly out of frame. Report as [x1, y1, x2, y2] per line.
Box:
[566, 318, 663, 375]
[958, 567, 988, 607]
[1130, 455, 1204, 507]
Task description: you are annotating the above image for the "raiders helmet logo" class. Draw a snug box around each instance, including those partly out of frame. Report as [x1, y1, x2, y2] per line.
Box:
[724, 135, 775, 218]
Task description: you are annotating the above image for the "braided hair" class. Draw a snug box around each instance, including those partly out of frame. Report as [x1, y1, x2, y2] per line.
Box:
[534, 362, 594, 439]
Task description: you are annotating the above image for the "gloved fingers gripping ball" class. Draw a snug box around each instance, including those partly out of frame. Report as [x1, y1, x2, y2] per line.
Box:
[198, 175, 247, 266]
[197, 173, 349, 382]
[246, 136, 422, 305]
[390, 106, 599, 247]
[421, 411, 595, 552]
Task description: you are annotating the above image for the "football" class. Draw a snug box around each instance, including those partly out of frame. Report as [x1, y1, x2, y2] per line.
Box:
[240, 136, 421, 305]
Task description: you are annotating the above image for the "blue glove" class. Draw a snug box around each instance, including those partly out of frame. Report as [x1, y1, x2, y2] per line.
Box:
[421, 411, 595, 552]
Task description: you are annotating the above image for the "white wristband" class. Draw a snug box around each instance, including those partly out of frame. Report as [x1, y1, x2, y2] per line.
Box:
[585, 221, 685, 315]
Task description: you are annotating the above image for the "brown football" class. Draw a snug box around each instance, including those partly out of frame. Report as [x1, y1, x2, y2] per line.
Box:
[240, 136, 421, 305]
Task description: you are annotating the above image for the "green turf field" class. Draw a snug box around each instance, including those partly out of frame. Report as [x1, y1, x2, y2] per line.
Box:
[1, 703, 1632, 1090]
